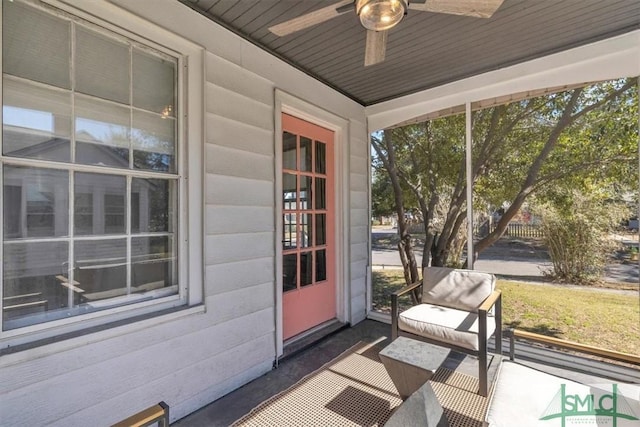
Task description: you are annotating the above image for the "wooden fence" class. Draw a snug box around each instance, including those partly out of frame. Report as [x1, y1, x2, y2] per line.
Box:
[489, 222, 543, 239]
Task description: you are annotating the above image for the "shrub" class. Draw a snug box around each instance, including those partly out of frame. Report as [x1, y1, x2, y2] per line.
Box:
[536, 193, 628, 284]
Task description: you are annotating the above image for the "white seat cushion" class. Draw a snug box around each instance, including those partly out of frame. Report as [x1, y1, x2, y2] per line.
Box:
[398, 303, 496, 351]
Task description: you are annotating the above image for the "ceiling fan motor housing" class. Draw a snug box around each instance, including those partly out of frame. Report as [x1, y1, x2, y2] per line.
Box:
[356, 0, 408, 31]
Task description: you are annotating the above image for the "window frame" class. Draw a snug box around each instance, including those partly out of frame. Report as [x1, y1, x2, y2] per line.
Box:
[0, 0, 204, 349]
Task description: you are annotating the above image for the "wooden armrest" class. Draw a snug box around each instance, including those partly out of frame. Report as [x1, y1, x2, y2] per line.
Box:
[478, 289, 502, 312]
[511, 329, 640, 365]
[391, 279, 423, 340]
[391, 280, 423, 297]
[111, 401, 169, 427]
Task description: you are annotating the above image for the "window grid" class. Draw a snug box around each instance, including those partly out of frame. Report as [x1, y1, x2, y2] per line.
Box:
[1, 2, 180, 334]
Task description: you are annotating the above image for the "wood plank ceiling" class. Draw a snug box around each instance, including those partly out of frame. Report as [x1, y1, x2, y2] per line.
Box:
[179, 0, 640, 106]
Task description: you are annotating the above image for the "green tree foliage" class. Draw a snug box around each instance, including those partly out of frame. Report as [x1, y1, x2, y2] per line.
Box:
[371, 167, 397, 219]
[372, 78, 638, 284]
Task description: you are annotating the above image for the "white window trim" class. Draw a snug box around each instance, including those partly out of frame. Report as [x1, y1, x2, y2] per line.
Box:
[0, 0, 204, 350]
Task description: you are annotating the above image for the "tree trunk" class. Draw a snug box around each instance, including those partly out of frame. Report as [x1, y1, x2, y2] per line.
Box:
[372, 131, 420, 286]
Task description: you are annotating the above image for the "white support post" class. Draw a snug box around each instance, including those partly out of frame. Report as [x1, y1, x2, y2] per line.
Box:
[466, 102, 474, 269]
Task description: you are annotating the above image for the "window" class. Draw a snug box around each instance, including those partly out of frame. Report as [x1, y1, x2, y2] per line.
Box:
[1, 1, 190, 337]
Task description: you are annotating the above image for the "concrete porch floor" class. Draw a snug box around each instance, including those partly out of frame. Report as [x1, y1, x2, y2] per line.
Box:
[174, 319, 639, 426]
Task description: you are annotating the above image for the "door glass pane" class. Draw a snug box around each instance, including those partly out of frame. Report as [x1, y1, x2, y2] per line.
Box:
[283, 213, 296, 249]
[300, 176, 312, 210]
[300, 137, 312, 172]
[75, 239, 126, 302]
[3, 1, 71, 89]
[315, 141, 326, 174]
[283, 253, 297, 292]
[300, 213, 312, 248]
[283, 173, 297, 210]
[75, 172, 126, 235]
[316, 214, 326, 246]
[315, 177, 326, 209]
[132, 110, 176, 173]
[316, 249, 327, 282]
[3, 241, 69, 330]
[131, 178, 175, 233]
[75, 96, 130, 168]
[3, 77, 71, 162]
[76, 27, 129, 104]
[131, 236, 176, 292]
[300, 251, 313, 287]
[3, 166, 69, 238]
[133, 48, 176, 116]
[283, 131, 297, 170]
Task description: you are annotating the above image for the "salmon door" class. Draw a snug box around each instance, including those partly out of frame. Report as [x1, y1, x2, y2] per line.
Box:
[281, 113, 335, 341]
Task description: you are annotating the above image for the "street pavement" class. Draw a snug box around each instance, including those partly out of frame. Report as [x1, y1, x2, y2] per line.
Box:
[371, 228, 639, 285]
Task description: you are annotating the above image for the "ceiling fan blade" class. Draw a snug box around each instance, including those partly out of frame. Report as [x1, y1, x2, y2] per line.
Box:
[364, 30, 387, 67]
[268, 0, 353, 37]
[408, 0, 504, 18]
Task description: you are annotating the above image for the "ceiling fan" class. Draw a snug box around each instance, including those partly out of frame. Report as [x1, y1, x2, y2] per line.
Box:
[269, 0, 504, 66]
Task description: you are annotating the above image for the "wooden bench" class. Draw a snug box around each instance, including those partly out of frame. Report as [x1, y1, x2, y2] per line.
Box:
[485, 330, 640, 427]
[111, 401, 169, 427]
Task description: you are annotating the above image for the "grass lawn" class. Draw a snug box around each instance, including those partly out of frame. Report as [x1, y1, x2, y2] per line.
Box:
[372, 270, 639, 355]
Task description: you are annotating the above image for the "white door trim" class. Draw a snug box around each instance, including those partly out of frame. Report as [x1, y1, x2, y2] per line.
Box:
[274, 89, 350, 357]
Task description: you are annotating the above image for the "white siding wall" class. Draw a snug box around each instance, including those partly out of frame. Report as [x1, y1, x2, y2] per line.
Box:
[348, 128, 371, 324]
[0, 1, 368, 425]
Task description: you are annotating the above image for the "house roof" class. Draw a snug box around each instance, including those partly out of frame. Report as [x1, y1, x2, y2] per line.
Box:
[178, 0, 640, 106]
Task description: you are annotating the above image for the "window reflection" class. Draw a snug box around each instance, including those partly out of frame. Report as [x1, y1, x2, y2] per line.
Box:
[316, 249, 327, 282]
[131, 236, 176, 291]
[132, 110, 175, 172]
[283, 173, 297, 210]
[2, 166, 69, 238]
[316, 214, 326, 246]
[131, 178, 174, 233]
[75, 96, 130, 168]
[283, 213, 297, 249]
[315, 178, 326, 209]
[315, 141, 326, 174]
[283, 131, 297, 170]
[2, 77, 71, 162]
[300, 176, 312, 210]
[133, 48, 176, 115]
[75, 239, 127, 302]
[2, 241, 69, 329]
[301, 213, 312, 248]
[300, 137, 312, 172]
[75, 193, 93, 235]
[283, 253, 297, 292]
[75, 27, 129, 104]
[74, 172, 126, 235]
[3, 1, 71, 89]
[300, 251, 313, 287]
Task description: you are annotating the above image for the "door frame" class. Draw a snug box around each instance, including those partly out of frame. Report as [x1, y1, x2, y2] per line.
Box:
[274, 90, 350, 358]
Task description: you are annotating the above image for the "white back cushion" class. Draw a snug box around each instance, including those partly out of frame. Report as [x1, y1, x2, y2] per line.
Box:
[421, 267, 495, 311]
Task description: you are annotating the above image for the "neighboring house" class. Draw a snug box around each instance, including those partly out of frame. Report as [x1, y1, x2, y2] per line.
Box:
[0, 1, 638, 425]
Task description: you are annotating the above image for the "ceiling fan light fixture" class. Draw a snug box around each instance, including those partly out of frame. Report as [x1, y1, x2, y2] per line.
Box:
[356, 0, 407, 31]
